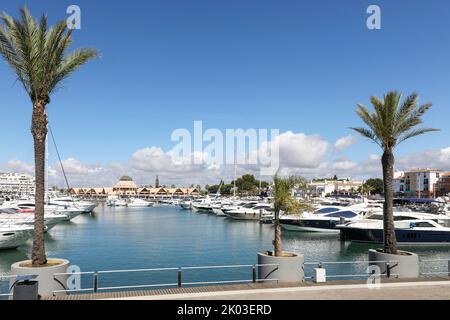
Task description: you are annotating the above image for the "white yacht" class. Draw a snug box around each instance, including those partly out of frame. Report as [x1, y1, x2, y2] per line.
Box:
[48, 196, 97, 213]
[0, 209, 68, 230]
[0, 224, 34, 250]
[225, 203, 273, 220]
[106, 196, 128, 207]
[337, 211, 450, 245]
[127, 198, 154, 207]
[179, 200, 193, 210]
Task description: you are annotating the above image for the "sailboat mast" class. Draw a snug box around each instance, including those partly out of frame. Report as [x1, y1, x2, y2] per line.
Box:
[45, 131, 49, 201]
[233, 158, 237, 198]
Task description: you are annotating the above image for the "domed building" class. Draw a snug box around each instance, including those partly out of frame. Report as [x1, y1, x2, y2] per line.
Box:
[113, 175, 138, 195]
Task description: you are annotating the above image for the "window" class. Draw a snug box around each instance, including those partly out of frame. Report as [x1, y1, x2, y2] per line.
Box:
[326, 211, 357, 218]
[411, 222, 434, 228]
[316, 207, 341, 214]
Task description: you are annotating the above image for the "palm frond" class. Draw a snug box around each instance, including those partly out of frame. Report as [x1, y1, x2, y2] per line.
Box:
[350, 127, 380, 146]
[398, 128, 440, 144]
[49, 48, 98, 94]
[0, 6, 98, 104]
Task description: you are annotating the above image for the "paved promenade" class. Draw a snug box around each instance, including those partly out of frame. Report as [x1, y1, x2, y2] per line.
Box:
[45, 276, 450, 300]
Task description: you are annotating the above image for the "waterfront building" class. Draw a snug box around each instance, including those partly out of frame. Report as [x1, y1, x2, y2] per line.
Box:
[113, 175, 139, 195]
[393, 171, 406, 194]
[399, 168, 444, 198]
[308, 179, 364, 197]
[67, 176, 201, 198]
[436, 172, 450, 197]
[0, 172, 35, 195]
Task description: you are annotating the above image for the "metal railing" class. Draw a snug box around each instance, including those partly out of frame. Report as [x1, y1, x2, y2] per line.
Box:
[419, 259, 450, 276]
[0, 274, 18, 298]
[3, 258, 450, 298]
[304, 260, 400, 280]
[52, 263, 280, 295]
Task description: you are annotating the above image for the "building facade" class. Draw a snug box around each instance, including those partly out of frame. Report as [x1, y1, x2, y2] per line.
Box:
[308, 180, 364, 197]
[394, 169, 443, 198]
[0, 172, 35, 195]
[436, 173, 450, 197]
[68, 175, 200, 198]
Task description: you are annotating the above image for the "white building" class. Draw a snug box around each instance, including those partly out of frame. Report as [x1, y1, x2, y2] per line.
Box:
[393, 171, 405, 193]
[404, 169, 442, 198]
[309, 179, 364, 197]
[0, 172, 35, 195]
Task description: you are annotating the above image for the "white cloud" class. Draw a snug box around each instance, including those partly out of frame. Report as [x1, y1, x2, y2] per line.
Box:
[335, 135, 357, 150]
[2, 131, 448, 187]
[332, 160, 358, 171]
[258, 131, 329, 169]
[5, 159, 34, 175]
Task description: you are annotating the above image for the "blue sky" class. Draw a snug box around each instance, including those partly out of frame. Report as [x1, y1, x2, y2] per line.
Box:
[0, 0, 449, 186]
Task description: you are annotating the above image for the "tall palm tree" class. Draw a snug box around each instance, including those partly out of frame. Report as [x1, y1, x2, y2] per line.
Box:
[0, 7, 97, 266]
[351, 91, 439, 254]
[272, 175, 312, 257]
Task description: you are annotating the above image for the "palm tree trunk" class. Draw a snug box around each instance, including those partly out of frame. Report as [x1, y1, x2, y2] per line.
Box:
[31, 103, 48, 266]
[381, 149, 398, 255]
[274, 210, 282, 257]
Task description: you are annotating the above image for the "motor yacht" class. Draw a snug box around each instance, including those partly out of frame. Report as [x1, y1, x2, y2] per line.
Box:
[225, 203, 273, 220]
[48, 196, 97, 213]
[127, 198, 154, 207]
[0, 224, 34, 250]
[337, 211, 450, 245]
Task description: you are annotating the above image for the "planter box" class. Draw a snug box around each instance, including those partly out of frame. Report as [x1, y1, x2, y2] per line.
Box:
[257, 251, 304, 283]
[10, 259, 70, 298]
[368, 249, 419, 279]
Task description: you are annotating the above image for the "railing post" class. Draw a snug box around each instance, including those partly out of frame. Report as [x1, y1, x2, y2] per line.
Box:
[448, 260, 450, 277]
[178, 268, 182, 288]
[386, 262, 390, 278]
[93, 272, 99, 293]
[252, 265, 257, 283]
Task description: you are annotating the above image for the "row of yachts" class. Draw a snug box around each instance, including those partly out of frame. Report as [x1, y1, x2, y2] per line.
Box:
[0, 197, 97, 250]
[179, 197, 450, 246]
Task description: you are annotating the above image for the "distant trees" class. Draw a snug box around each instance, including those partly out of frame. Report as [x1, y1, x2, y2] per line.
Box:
[364, 178, 384, 195]
[205, 174, 269, 195]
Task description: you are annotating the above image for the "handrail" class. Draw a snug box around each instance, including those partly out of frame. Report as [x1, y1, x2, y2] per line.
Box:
[39, 258, 450, 296]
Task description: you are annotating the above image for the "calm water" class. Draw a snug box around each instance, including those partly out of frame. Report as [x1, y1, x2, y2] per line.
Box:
[2, 204, 450, 293]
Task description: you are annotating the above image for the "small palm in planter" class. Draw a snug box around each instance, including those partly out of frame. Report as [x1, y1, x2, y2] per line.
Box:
[258, 175, 313, 283]
[351, 91, 439, 277]
[0, 6, 97, 296]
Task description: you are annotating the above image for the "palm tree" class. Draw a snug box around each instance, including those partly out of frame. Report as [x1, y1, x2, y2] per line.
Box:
[272, 175, 312, 257]
[351, 91, 439, 254]
[360, 183, 375, 199]
[0, 7, 97, 266]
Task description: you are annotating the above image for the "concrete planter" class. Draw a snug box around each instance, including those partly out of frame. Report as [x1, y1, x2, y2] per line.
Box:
[257, 251, 304, 283]
[369, 249, 419, 279]
[10, 259, 70, 298]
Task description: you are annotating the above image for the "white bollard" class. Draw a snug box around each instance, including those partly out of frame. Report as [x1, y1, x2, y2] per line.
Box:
[314, 267, 326, 283]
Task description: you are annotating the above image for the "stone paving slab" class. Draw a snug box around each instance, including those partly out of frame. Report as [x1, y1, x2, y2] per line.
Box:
[43, 276, 450, 300]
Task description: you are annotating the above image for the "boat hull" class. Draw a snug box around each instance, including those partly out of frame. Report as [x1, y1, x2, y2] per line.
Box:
[0, 229, 33, 250]
[225, 211, 272, 220]
[339, 227, 450, 245]
[280, 218, 344, 233]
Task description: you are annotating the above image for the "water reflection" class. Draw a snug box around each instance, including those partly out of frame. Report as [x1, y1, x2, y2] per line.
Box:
[1, 206, 450, 282]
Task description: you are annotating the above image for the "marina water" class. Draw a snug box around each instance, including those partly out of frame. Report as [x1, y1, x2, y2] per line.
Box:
[2, 204, 450, 295]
